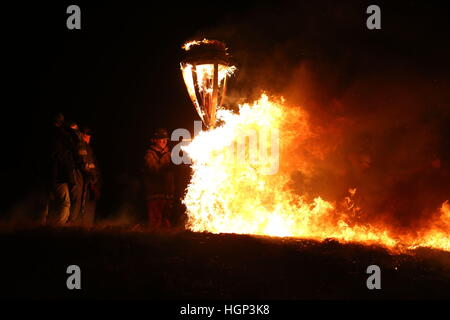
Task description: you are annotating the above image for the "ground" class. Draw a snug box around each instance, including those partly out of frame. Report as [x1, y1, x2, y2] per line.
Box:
[0, 227, 449, 300]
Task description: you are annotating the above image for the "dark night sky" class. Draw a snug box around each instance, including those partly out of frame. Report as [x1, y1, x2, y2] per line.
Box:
[2, 1, 450, 222]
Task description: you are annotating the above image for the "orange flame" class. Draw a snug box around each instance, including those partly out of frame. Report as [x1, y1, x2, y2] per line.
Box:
[182, 94, 450, 252]
[182, 39, 226, 51]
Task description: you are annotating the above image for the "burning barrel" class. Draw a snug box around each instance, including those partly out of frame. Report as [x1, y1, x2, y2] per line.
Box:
[180, 39, 236, 129]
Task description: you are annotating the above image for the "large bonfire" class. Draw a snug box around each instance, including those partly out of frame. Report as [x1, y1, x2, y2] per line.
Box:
[179, 39, 449, 253]
[182, 94, 450, 252]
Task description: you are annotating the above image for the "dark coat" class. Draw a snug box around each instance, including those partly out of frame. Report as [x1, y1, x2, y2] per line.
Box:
[143, 145, 175, 199]
[48, 125, 76, 186]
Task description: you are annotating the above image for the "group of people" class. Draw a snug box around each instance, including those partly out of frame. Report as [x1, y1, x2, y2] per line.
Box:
[44, 113, 100, 227]
[43, 113, 177, 230]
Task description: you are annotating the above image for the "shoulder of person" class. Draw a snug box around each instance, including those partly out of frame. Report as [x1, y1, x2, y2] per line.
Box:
[146, 146, 158, 155]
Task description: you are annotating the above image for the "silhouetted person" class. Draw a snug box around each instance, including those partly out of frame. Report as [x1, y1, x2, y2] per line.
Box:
[45, 113, 76, 225]
[76, 126, 100, 227]
[143, 128, 175, 230]
[66, 120, 84, 225]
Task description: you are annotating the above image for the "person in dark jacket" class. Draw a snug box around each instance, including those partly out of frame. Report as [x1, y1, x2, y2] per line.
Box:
[76, 126, 100, 227]
[66, 121, 84, 225]
[143, 128, 175, 230]
[45, 113, 76, 225]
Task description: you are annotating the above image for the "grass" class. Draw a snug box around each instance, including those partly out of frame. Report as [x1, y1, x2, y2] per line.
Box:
[0, 226, 449, 299]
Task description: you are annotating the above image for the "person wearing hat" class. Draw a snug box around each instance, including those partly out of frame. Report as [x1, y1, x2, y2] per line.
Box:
[74, 126, 101, 227]
[143, 128, 175, 230]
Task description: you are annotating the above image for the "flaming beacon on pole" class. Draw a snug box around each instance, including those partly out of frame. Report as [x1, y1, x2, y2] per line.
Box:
[180, 39, 236, 129]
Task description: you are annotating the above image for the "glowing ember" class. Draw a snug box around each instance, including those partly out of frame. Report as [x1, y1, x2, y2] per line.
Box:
[182, 39, 216, 51]
[182, 94, 450, 252]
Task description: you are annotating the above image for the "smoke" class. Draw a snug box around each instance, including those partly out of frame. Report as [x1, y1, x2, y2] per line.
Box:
[186, 1, 450, 235]
[283, 62, 450, 233]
